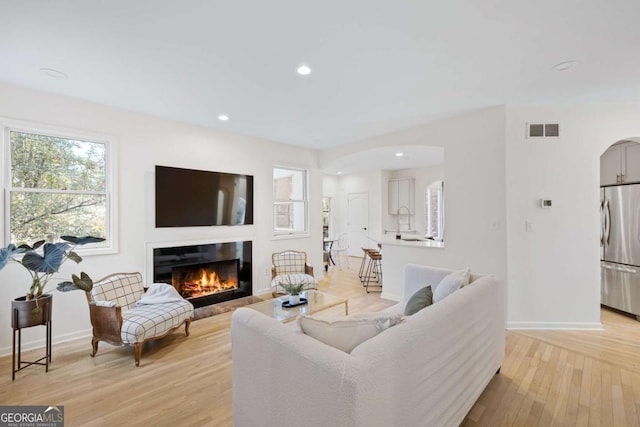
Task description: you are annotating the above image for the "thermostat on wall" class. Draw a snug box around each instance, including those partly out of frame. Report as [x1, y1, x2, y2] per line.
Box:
[540, 199, 552, 208]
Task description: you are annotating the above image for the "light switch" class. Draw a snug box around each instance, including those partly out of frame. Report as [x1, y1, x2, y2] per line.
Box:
[525, 221, 533, 232]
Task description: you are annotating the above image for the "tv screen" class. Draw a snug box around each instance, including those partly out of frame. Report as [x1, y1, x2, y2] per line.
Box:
[155, 165, 253, 227]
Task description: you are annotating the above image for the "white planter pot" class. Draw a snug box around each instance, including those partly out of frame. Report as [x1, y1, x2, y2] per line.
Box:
[288, 294, 300, 305]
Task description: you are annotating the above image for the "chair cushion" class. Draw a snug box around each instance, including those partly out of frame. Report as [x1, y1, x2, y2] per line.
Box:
[271, 274, 317, 293]
[120, 300, 193, 344]
[91, 273, 145, 310]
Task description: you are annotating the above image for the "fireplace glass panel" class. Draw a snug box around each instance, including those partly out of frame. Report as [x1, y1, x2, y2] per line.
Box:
[172, 259, 239, 299]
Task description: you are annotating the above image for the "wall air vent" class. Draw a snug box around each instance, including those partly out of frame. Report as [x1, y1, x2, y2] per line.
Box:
[527, 123, 560, 139]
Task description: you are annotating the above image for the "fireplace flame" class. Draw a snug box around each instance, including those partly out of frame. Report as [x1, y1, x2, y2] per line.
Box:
[182, 268, 238, 298]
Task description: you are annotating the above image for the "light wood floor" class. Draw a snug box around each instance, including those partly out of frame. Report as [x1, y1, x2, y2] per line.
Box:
[1, 260, 640, 426]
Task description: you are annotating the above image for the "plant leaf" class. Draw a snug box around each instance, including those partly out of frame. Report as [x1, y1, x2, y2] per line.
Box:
[72, 272, 94, 292]
[67, 251, 82, 264]
[21, 243, 68, 273]
[0, 244, 25, 269]
[18, 240, 46, 251]
[61, 236, 106, 245]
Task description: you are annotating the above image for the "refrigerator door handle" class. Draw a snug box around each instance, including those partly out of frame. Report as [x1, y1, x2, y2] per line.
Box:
[600, 199, 605, 246]
[604, 199, 611, 245]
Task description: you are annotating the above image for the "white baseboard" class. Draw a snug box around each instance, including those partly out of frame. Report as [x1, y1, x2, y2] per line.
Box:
[254, 288, 273, 297]
[507, 321, 603, 331]
[0, 329, 92, 358]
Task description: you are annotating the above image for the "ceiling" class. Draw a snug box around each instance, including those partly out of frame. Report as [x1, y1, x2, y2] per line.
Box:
[1, 0, 640, 157]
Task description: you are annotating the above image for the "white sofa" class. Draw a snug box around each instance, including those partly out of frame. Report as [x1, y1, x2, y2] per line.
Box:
[231, 264, 505, 427]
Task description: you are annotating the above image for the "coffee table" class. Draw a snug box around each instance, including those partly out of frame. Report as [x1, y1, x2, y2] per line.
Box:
[247, 290, 348, 323]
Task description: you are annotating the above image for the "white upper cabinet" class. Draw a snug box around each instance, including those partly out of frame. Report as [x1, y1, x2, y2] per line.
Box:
[388, 178, 415, 214]
[622, 142, 640, 184]
[601, 141, 640, 186]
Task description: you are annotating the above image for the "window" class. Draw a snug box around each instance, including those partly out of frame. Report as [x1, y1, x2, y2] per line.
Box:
[426, 180, 444, 241]
[2, 120, 115, 251]
[273, 167, 307, 235]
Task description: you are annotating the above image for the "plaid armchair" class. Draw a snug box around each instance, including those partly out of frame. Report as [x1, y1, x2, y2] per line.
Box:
[86, 272, 193, 366]
[271, 250, 317, 295]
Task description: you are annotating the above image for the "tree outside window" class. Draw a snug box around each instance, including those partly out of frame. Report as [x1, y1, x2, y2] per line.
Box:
[5, 127, 110, 247]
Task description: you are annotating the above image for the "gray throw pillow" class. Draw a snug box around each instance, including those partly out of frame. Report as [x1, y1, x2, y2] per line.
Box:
[404, 286, 433, 316]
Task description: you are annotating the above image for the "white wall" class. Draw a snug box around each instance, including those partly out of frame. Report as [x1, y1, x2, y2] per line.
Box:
[324, 107, 508, 291]
[0, 82, 323, 354]
[505, 103, 640, 329]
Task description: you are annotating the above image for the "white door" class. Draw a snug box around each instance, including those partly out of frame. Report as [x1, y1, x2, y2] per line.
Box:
[347, 192, 370, 257]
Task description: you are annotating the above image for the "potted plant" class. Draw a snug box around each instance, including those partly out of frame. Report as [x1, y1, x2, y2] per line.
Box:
[0, 235, 105, 328]
[279, 276, 308, 305]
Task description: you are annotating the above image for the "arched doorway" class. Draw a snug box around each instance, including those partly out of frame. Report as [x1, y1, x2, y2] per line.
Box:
[600, 138, 640, 321]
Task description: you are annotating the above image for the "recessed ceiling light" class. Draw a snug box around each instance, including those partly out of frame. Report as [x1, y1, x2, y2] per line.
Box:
[552, 60, 578, 72]
[218, 114, 229, 121]
[297, 65, 311, 76]
[40, 68, 67, 79]
[395, 152, 404, 157]
[337, 171, 342, 175]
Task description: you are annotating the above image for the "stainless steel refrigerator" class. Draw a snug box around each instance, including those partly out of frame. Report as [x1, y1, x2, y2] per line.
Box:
[601, 184, 640, 320]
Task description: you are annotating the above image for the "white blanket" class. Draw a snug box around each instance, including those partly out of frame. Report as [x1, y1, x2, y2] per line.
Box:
[135, 283, 185, 305]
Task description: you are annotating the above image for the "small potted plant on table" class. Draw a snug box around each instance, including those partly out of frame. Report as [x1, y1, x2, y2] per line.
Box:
[279, 277, 308, 306]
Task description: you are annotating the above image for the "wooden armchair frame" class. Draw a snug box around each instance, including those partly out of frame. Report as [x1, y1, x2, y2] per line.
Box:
[271, 251, 316, 296]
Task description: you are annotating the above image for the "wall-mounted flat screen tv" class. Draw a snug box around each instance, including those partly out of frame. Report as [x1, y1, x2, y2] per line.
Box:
[155, 165, 254, 227]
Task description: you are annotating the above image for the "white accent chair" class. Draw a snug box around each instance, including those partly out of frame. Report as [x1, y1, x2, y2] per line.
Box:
[332, 233, 350, 270]
[270, 250, 317, 295]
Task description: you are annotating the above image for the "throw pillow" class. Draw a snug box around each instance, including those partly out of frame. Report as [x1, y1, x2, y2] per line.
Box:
[404, 286, 433, 315]
[298, 313, 402, 353]
[432, 268, 470, 303]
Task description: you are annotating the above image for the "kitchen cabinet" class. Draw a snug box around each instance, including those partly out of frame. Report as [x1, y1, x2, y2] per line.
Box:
[388, 178, 415, 214]
[601, 141, 640, 186]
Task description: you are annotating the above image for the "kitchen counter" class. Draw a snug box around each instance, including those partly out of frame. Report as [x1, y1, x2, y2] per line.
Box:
[380, 235, 445, 249]
[379, 236, 445, 302]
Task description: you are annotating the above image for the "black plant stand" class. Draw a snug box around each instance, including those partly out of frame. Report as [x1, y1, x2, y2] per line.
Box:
[11, 295, 52, 381]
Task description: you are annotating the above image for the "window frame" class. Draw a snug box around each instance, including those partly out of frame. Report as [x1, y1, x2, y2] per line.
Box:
[425, 180, 444, 242]
[272, 166, 309, 237]
[1, 118, 118, 255]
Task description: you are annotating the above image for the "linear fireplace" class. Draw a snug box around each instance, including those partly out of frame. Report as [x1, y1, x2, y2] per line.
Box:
[152, 241, 252, 308]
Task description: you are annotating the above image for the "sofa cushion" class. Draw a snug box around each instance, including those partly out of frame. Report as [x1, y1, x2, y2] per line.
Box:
[433, 268, 470, 302]
[120, 300, 193, 344]
[298, 313, 402, 353]
[404, 285, 433, 315]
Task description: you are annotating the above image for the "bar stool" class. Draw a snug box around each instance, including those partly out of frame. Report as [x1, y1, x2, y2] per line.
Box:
[359, 248, 378, 283]
[363, 251, 382, 293]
